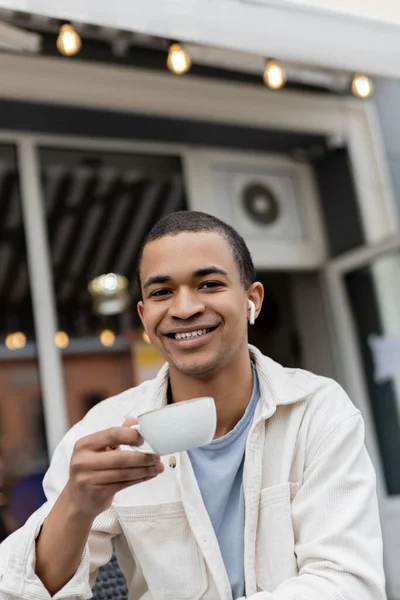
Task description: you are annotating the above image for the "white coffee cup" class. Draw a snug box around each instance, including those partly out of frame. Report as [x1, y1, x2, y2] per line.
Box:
[125, 397, 217, 455]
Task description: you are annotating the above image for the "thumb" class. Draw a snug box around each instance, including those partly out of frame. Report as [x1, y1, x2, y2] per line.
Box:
[122, 417, 139, 428]
[121, 417, 144, 446]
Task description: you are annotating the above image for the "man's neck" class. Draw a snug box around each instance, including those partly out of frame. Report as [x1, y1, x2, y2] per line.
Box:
[168, 347, 254, 438]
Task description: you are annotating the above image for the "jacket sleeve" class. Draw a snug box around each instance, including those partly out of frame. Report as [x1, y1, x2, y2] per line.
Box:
[249, 409, 386, 600]
[0, 422, 122, 600]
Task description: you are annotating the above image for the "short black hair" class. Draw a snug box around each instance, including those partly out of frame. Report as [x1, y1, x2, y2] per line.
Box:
[137, 211, 256, 290]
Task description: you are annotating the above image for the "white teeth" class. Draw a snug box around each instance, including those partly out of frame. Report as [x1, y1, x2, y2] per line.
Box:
[175, 328, 209, 340]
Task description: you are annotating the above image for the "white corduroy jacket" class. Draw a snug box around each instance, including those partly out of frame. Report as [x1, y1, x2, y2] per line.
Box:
[0, 346, 386, 600]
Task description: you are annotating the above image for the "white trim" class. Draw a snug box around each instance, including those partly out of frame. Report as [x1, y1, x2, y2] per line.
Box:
[324, 239, 400, 598]
[14, 133, 188, 156]
[0, 54, 394, 245]
[2, 0, 400, 77]
[17, 138, 68, 456]
[328, 234, 400, 273]
[0, 54, 346, 134]
[342, 101, 399, 244]
[323, 261, 396, 500]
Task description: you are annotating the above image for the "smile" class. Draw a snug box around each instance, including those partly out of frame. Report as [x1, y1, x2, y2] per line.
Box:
[174, 328, 211, 340]
[164, 326, 219, 345]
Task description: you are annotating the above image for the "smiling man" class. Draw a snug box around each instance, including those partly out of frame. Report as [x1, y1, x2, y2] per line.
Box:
[0, 211, 385, 600]
[137, 226, 263, 441]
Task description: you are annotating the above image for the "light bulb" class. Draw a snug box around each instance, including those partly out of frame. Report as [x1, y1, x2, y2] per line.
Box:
[56, 24, 82, 56]
[5, 334, 15, 350]
[351, 74, 374, 99]
[13, 332, 26, 349]
[88, 273, 130, 316]
[167, 43, 191, 75]
[100, 329, 115, 347]
[5, 332, 26, 350]
[103, 273, 118, 292]
[263, 60, 286, 90]
[55, 331, 69, 349]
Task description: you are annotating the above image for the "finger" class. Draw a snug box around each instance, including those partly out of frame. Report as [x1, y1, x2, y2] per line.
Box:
[106, 475, 158, 496]
[93, 463, 164, 485]
[86, 448, 160, 471]
[78, 427, 144, 451]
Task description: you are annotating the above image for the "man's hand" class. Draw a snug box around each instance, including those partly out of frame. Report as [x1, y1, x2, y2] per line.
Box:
[35, 418, 164, 595]
[64, 418, 164, 519]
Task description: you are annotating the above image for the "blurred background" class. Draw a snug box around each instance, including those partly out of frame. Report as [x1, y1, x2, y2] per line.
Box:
[0, 0, 399, 596]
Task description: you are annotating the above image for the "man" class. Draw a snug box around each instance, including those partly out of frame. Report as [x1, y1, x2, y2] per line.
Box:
[0, 211, 385, 600]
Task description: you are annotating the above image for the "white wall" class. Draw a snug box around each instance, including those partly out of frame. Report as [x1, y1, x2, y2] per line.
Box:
[287, 0, 400, 24]
[1, 0, 400, 78]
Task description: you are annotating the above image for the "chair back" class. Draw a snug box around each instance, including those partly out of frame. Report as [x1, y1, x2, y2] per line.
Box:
[91, 550, 128, 600]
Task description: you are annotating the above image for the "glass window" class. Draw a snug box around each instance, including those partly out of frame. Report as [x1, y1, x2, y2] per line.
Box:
[344, 252, 400, 495]
[39, 147, 186, 426]
[0, 145, 48, 537]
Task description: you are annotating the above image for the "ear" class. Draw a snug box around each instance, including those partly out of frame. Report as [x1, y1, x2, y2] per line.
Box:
[247, 282, 264, 323]
[137, 300, 145, 329]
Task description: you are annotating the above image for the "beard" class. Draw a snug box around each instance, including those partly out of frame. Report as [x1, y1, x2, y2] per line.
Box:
[169, 353, 223, 378]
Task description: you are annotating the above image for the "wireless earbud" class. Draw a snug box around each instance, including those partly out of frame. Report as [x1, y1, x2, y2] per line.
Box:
[248, 300, 256, 325]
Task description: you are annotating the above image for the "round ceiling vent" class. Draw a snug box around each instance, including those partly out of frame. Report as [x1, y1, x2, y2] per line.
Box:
[241, 183, 280, 225]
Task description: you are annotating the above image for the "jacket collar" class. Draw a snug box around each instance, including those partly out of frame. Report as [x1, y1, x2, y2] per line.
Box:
[144, 344, 309, 415]
[248, 345, 310, 417]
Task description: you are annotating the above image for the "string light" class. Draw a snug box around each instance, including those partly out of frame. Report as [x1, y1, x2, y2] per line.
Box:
[351, 74, 374, 99]
[167, 43, 191, 75]
[56, 23, 82, 56]
[263, 60, 286, 90]
[5, 334, 15, 350]
[100, 329, 115, 347]
[54, 331, 69, 349]
[88, 273, 130, 316]
[5, 332, 26, 350]
[13, 332, 26, 349]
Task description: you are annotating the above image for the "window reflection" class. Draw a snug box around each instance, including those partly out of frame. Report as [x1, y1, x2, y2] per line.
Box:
[0, 145, 48, 537]
[39, 148, 186, 425]
[345, 253, 400, 495]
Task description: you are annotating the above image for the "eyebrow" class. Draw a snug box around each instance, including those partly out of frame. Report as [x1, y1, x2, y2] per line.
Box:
[143, 266, 229, 289]
[193, 267, 229, 278]
[143, 275, 171, 289]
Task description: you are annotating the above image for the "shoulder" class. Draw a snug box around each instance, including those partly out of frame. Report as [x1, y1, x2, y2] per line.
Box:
[287, 366, 359, 421]
[252, 345, 360, 427]
[282, 366, 364, 460]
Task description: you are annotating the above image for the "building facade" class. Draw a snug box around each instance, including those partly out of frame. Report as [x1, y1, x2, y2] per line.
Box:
[0, 2, 398, 597]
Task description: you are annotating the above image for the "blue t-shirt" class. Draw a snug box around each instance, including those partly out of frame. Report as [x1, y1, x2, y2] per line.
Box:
[188, 364, 260, 599]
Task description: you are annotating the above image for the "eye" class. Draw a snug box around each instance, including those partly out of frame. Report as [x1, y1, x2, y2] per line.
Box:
[199, 281, 224, 290]
[149, 289, 172, 298]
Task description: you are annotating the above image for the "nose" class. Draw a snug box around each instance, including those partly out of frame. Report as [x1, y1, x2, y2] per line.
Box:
[168, 289, 205, 320]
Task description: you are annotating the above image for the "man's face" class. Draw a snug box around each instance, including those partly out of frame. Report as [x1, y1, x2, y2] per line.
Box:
[137, 232, 251, 377]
